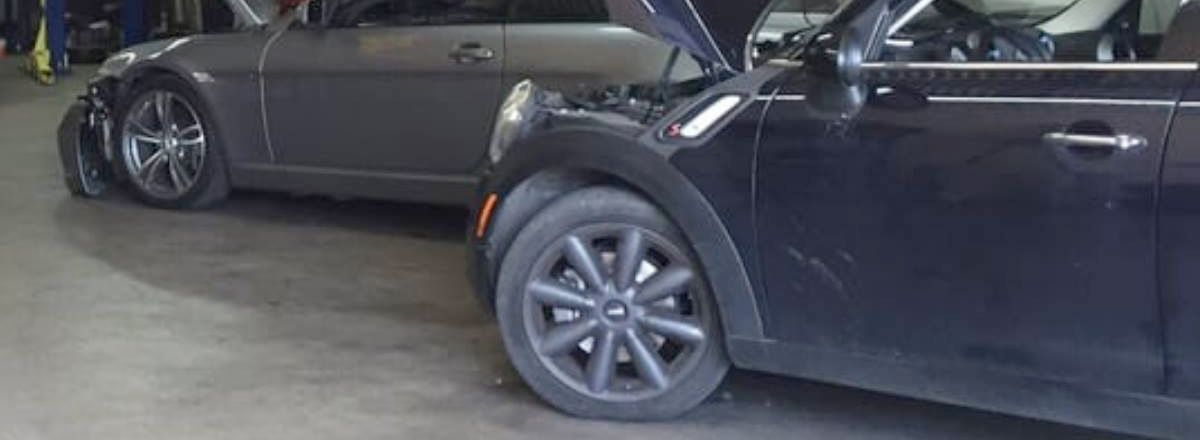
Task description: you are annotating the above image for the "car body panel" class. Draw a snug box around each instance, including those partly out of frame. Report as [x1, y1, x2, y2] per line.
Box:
[1161, 78, 1200, 399]
[161, 32, 276, 165]
[262, 24, 505, 175]
[92, 31, 274, 166]
[1158, 0, 1200, 395]
[757, 66, 1185, 394]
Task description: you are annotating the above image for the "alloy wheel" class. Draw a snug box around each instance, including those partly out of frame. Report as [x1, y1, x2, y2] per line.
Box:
[121, 90, 206, 199]
[523, 223, 713, 401]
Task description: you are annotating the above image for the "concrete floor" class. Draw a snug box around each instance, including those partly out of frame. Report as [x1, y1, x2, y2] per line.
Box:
[0, 58, 1140, 440]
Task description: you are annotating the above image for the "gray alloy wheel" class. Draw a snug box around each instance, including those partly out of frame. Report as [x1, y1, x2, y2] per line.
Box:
[120, 90, 207, 200]
[495, 186, 729, 420]
[523, 223, 713, 401]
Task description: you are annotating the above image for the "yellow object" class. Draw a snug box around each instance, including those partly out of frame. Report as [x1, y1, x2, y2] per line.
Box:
[24, 0, 54, 86]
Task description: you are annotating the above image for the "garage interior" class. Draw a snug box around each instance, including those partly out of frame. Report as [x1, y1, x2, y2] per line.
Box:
[0, 56, 1139, 440]
[0, 0, 1172, 438]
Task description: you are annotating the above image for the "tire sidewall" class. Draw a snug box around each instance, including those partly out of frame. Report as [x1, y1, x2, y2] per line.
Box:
[115, 75, 229, 209]
[495, 186, 730, 420]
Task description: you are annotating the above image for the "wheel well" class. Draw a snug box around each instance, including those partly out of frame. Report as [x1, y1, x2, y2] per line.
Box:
[109, 67, 234, 189]
[482, 163, 766, 344]
[483, 168, 645, 301]
[118, 67, 187, 101]
[478, 141, 766, 341]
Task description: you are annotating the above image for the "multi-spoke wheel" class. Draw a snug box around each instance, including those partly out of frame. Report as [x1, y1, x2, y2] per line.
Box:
[496, 186, 729, 420]
[116, 76, 229, 209]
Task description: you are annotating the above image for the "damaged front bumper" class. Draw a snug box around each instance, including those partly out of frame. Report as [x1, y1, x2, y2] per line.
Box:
[57, 82, 116, 197]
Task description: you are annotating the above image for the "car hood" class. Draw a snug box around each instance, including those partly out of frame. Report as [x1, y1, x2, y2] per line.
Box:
[605, 0, 774, 71]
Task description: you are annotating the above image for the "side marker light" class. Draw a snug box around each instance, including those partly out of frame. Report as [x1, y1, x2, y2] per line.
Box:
[675, 95, 744, 139]
[475, 193, 500, 239]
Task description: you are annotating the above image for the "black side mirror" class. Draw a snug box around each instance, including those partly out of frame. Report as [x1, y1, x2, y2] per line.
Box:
[803, 30, 868, 120]
[802, 0, 890, 119]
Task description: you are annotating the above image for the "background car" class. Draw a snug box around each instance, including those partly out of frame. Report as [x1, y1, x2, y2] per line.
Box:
[470, 0, 1200, 437]
[60, 0, 702, 209]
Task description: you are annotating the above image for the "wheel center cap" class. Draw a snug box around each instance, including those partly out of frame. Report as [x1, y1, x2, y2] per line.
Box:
[602, 300, 629, 322]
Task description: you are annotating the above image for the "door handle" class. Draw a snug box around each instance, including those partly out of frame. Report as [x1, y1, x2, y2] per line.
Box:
[1042, 132, 1147, 152]
[449, 43, 495, 64]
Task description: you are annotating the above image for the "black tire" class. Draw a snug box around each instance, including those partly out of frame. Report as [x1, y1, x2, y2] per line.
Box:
[495, 186, 730, 420]
[114, 75, 230, 209]
[58, 102, 109, 198]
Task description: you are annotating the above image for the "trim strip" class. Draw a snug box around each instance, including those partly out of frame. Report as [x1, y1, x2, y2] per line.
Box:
[928, 96, 1176, 106]
[1180, 102, 1200, 108]
[767, 94, 1175, 107]
[770, 95, 807, 101]
[256, 29, 288, 163]
[238, 163, 478, 184]
[765, 58, 805, 68]
[862, 61, 1199, 71]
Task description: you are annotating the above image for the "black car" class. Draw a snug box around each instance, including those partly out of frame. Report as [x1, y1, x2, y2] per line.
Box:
[467, 0, 1200, 437]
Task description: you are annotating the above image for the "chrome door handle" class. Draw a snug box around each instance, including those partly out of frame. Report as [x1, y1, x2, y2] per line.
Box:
[1042, 132, 1148, 151]
[449, 44, 495, 64]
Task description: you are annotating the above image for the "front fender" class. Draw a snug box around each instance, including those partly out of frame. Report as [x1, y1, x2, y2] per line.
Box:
[99, 32, 274, 166]
[474, 126, 766, 342]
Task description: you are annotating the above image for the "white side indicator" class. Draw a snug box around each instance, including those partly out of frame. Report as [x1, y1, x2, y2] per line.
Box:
[679, 95, 743, 138]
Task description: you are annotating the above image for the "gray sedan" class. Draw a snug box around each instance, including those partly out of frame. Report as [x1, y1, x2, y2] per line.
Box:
[59, 0, 699, 208]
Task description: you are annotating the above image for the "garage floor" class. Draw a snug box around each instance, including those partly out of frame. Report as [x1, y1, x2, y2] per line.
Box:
[0, 58, 1137, 440]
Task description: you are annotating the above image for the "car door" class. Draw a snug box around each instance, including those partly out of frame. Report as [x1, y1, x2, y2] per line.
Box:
[261, 0, 505, 175]
[1156, 1, 1200, 399]
[756, 0, 1195, 393]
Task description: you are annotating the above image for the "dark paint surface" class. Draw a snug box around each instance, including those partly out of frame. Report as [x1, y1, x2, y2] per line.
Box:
[754, 67, 1189, 393]
[671, 103, 774, 331]
[1159, 77, 1200, 398]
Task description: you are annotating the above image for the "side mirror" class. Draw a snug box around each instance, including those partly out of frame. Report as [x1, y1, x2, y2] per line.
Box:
[802, 0, 890, 119]
[803, 31, 868, 119]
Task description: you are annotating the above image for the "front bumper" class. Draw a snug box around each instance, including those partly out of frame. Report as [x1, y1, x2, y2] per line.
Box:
[465, 182, 499, 315]
[57, 101, 106, 196]
[57, 83, 116, 197]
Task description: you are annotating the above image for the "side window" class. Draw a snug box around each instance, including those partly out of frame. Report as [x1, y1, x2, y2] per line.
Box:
[333, 0, 506, 28]
[880, 0, 1186, 62]
[507, 0, 609, 23]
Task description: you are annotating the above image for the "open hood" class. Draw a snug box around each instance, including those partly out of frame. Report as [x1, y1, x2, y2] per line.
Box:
[605, 0, 774, 71]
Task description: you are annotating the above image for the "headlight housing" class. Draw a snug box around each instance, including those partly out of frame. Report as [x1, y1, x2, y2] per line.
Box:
[488, 80, 540, 164]
[97, 51, 136, 78]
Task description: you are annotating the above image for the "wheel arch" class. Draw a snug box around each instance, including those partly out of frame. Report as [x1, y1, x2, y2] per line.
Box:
[478, 127, 767, 342]
[112, 63, 234, 182]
